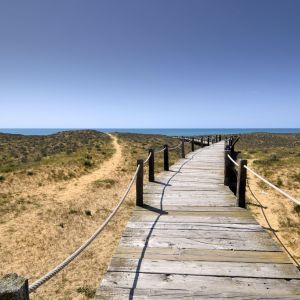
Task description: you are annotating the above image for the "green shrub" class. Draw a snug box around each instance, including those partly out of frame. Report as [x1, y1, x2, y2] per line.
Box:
[85, 210, 92, 216]
[292, 172, 300, 181]
[276, 177, 283, 187]
[84, 159, 93, 167]
[77, 286, 96, 298]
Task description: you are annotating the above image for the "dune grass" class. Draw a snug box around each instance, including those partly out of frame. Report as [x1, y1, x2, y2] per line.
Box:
[236, 133, 300, 265]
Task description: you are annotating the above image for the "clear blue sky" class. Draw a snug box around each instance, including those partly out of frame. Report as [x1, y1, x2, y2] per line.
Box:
[0, 0, 299, 128]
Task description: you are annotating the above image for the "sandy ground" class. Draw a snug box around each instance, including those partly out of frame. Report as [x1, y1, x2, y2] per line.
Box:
[0, 133, 136, 299]
[49, 134, 122, 202]
[246, 162, 300, 266]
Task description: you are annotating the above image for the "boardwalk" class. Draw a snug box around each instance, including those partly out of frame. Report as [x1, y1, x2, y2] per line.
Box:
[95, 142, 300, 299]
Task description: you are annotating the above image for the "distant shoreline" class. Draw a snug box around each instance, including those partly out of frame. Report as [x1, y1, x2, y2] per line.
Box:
[1, 128, 300, 136]
[0, 128, 300, 136]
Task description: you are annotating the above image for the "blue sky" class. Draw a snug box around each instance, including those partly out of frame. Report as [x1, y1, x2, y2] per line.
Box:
[0, 0, 299, 128]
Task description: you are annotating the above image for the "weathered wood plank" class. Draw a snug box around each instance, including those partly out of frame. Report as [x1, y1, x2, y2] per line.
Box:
[120, 234, 280, 251]
[126, 221, 264, 231]
[95, 287, 300, 299]
[114, 247, 291, 264]
[100, 272, 300, 296]
[135, 206, 241, 212]
[108, 258, 300, 279]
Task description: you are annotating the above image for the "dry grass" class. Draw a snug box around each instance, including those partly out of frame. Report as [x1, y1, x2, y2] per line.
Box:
[0, 130, 191, 299]
[236, 133, 300, 265]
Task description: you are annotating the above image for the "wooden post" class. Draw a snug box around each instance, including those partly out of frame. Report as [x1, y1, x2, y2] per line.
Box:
[224, 149, 231, 186]
[148, 149, 154, 182]
[236, 159, 247, 208]
[191, 137, 195, 152]
[215, 135, 218, 142]
[163, 144, 169, 171]
[0, 273, 29, 300]
[207, 137, 210, 146]
[136, 159, 144, 206]
[181, 138, 185, 158]
[219, 135, 222, 141]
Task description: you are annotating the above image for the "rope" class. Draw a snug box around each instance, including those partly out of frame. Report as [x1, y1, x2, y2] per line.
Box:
[227, 154, 239, 167]
[29, 165, 140, 293]
[227, 154, 299, 206]
[245, 165, 300, 206]
[169, 143, 181, 151]
[143, 152, 152, 165]
[154, 146, 166, 154]
[246, 179, 300, 269]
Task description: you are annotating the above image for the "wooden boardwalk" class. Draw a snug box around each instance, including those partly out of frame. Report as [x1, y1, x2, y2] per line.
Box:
[95, 142, 300, 299]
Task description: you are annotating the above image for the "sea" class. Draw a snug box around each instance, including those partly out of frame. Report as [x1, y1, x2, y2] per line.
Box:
[0, 128, 299, 136]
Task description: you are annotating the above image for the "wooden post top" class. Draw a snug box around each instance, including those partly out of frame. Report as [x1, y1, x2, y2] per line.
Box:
[0, 273, 29, 300]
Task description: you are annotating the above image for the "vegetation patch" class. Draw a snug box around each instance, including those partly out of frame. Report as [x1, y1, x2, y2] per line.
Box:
[0, 130, 113, 173]
[76, 286, 96, 298]
[93, 178, 117, 189]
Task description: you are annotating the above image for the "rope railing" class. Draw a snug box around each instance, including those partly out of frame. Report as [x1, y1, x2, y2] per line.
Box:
[143, 152, 152, 165]
[168, 142, 181, 150]
[246, 179, 300, 269]
[154, 146, 166, 154]
[29, 165, 140, 293]
[226, 153, 300, 206]
[227, 154, 239, 167]
[245, 165, 300, 206]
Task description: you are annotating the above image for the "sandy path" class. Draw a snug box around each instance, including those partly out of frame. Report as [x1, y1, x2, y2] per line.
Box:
[54, 133, 122, 202]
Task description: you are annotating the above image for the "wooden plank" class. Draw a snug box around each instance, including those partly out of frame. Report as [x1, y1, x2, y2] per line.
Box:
[129, 213, 258, 224]
[132, 210, 253, 217]
[122, 228, 272, 239]
[143, 192, 237, 199]
[126, 221, 264, 231]
[100, 272, 300, 296]
[120, 234, 280, 251]
[114, 246, 291, 264]
[108, 258, 300, 279]
[95, 287, 300, 299]
[136, 206, 249, 212]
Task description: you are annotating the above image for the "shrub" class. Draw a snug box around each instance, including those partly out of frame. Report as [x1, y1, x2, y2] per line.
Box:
[93, 178, 117, 189]
[84, 159, 93, 167]
[276, 177, 283, 187]
[86, 154, 93, 160]
[292, 172, 300, 181]
[77, 286, 95, 298]
[269, 154, 279, 161]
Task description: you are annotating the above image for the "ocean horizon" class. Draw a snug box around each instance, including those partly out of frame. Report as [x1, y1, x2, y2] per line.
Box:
[0, 128, 299, 136]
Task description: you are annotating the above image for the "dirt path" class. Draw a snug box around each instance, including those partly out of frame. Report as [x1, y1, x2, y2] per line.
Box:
[54, 133, 122, 202]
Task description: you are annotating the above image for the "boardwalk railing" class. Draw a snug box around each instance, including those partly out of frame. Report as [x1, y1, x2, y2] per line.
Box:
[0, 134, 218, 299]
[224, 136, 300, 207]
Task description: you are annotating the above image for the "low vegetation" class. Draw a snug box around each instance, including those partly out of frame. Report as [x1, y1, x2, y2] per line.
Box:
[236, 133, 300, 265]
[115, 132, 187, 174]
[0, 130, 113, 174]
